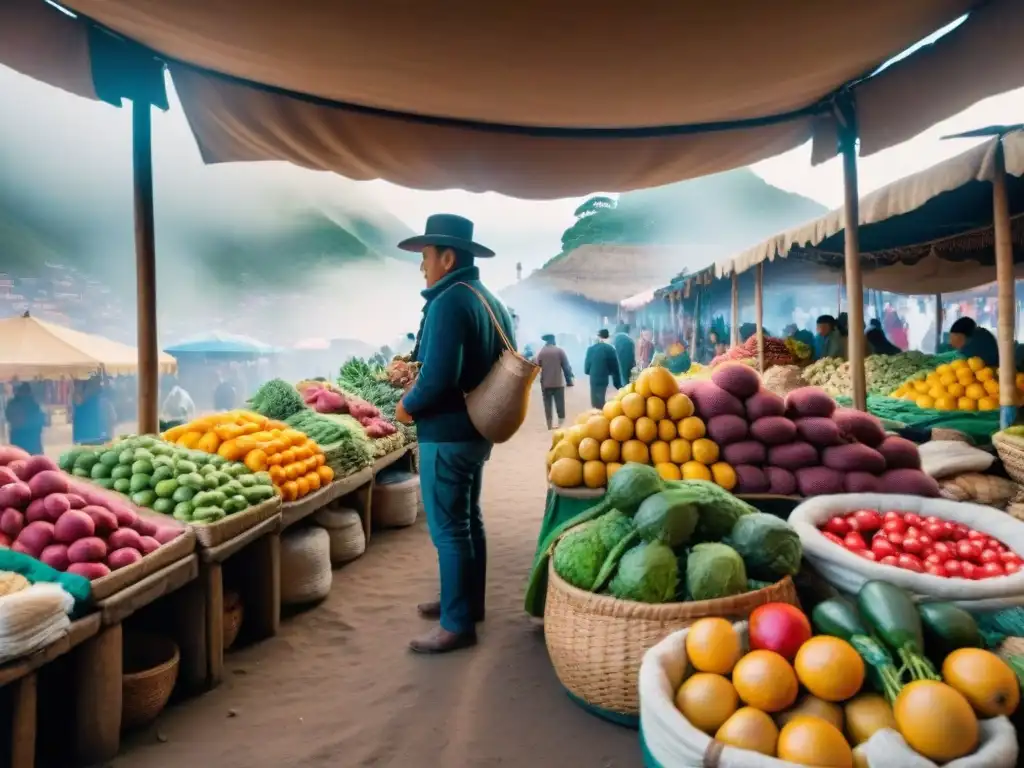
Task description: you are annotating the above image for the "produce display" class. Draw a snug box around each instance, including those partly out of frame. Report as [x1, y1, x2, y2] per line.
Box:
[672, 583, 1019, 766]
[383, 357, 420, 389]
[710, 336, 795, 370]
[805, 352, 936, 398]
[527, 463, 802, 611]
[674, 364, 937, 498]
[761, 364, 809, 397]
[784, 336, 813, 363]
[296, 380, 398, 438]
[834, 394, 1000, 445]
[308, 413, 377, 475]
[546, 365, 736, 491]
[817, 506, 1021, 579]
[0, 445, 185, 580]
[163, 412, 333, 502]
[61, 435, 277, 523]
[338, 358, 417, 443]
[891, 357, 1022, 412]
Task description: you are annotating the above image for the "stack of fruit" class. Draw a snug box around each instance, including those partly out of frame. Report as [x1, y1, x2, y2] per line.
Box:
[891, 357, 1022, 411]
[546, 366, 735, 491]
[671, 583, 1019, 766]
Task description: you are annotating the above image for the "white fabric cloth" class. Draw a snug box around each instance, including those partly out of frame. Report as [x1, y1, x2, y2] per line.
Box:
[0, 583, 73, 663]
[161, 386, 196, 422]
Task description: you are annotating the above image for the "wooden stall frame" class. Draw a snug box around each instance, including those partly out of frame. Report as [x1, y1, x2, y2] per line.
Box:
[755, 262, 765, 372]
[992, 139, 1017, 429]
[133, 98, 159, 435]
[731, 271, 740, 347]
[839, 108, 868, 412]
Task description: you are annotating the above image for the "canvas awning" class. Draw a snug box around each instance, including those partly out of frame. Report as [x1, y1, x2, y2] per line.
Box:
[716, 130, 1024, 294]
[0, 313, 177, 378]
[3, 0, 1024, 197]
[164, 332, 275, 356]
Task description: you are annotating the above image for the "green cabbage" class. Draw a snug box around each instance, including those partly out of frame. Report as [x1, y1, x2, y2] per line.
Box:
[633, 490, 698, 547]
[595, 509, 635, 551]
[726, 512, 802, 581]
[552, 522, 608, 590]
[686, 542, 748, 601]
[665, 480, 755, 542]
[608, 541, 679, 603]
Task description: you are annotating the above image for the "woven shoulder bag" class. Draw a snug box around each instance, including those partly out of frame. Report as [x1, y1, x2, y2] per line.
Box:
[457, 283, 540, 443]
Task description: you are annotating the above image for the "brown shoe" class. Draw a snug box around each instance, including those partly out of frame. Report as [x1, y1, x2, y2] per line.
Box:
[408, 625, 477, 654]
[417, 601, 484, 622]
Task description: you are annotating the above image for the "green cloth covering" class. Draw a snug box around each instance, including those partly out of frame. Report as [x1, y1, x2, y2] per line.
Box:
[0, 549, 92, 617]
[530, 488, 603, 615]
[835, 395, 999, 446]
[639, 728, 662, 767]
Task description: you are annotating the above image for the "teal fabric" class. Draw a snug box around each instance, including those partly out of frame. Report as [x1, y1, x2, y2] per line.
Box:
[403, 265, 516, 443]
[0, 549, 92, 617]
[565, 690, 639, 729]
[533, 489, 603, 565]
[639, 728, 663, 768]
[585, 342, 624, 390]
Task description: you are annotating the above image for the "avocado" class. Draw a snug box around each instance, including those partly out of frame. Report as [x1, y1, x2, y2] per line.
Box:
[131, 490, 157, 508]
[192, 506, 226, 523]
[90, 462, 112, 480]
[118, 448, 136, 465]
[241, 485, 275, 503]
[129, 474, 152, 494]
[154, 479, 179, 499]
[110, 465, 132, 481]
[175, 460, 198, 475]
[208, 455, 227, 467]
[94, 478, 116, 490]
[221, 480, 244, 496]
[210, 471, 232, 487]
[152, 497, 175, 515]
[179, 472, 204, 490]
[172, 485, 197, 503]
[172, 502, 194, 521]
[199, 464, 217, 477]
[72, 467, 90, 478]
[254, 471, 273, 486]
[113, 478, 131, 493]
[131, 459, 155, 476]
[74, 453, 98, 471]
[151, 465, 174, 484]
[133, 448, 154, 462]
[100, 450, 121, 467]
[229, 494, 250, 512]
[152, 455, 175, 469]
[238, 474, 257, 488]
[223, 463, 247, 478]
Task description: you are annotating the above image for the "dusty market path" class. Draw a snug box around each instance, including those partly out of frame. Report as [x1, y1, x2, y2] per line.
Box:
[113, 384, 639, 768]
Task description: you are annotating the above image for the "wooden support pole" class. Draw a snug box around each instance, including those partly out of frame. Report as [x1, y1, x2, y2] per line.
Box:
[841, 125, 867, 411]
[11, 673, 37, 768]
[133, 99, 159, 434]
[755, 262, 765, 372]
[74, 623, 122, 763]
[934, 293, 943, 354]
[731, 272, 740, 347]
[690, 291, 700, 358]
[993, 140, 1017, 429]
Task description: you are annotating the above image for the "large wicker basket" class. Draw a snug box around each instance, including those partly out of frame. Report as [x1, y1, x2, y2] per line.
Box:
[993, 432, 1024, 484]
[372, 476, 421, 529]
[121, 632, 180, 730]
[544, 563, 799, 717]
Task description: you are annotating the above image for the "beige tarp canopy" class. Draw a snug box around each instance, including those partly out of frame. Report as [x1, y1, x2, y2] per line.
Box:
[0, 313, 178, 379]
[715, 130, 1024, 294]
[3, 0, 1024, 197]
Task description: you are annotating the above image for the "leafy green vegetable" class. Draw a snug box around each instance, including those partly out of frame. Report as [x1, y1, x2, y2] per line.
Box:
[551, 522, 608, 590]
[633, 489, 698, 547]
[664, 479, 755, 542]
[595, 509, 635, 551]
[608, 541, 679, 603]
[726, 512, 802, 581]
[248, 378, 307, 421]
[686, 543, 748, 601]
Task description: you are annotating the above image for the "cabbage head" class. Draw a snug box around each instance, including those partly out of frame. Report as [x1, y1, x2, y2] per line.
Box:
[609, 541, 679, 604]
[595, 509, 635, 551]
[686, 542, 747, 601]
[552, 522, 608, 590]
[726, 512, 802, 581]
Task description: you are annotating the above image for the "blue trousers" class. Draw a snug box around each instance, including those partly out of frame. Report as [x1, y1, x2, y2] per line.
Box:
[418, 440, 490, 634]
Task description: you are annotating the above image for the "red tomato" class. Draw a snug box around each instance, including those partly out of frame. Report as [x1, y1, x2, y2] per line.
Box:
[924, 553, 944, 566]
[961, 562, 979, 580]
[932, 542, 954, 561]
[967, 529, 987, 541]
[872, 538, 896, 558]
[979, 548, 1001, 565]
[941, 521, 956, 539]
[825, 517, 851, 536]
[883, 511, 903, 523]
[846, 516, 861, 532]
[747, 603, 812, 662]
[981, 562, 1005, 578]
[1005, 561, 1021, 575]
[887, 531, 905, 548]
[923, 522, 945, 540]
[904, 513, 923, 527]
[823, 532, 844, 546]
[917, 533, 933, 550]
[952, 524, 970, 541]
[883, 518, 906, 535]
[858, 550, 877, 561]
[905, 526, 922, 539]
[925, 563, 947, 577]
[923, 515, 942, 526]
[852, 510, 882, 532]
[880, 555, 899, 567]
[902, 537, 924, 556]
[986, 538, 1003, 551]
[957, 540, 981, 562]
[944, 559, 964, 577]
[844, 532, 866, 551]
[898, 554, 923, 572]
[1000, 551, 1021, 564]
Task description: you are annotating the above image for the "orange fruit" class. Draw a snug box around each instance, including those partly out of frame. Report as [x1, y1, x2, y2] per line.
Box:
[674, 673, 738, 734]
[692, 438, 720, 465]
[609, 415, 634, 442]
[620, 440, 650, 465]
[582, 460, 607, 489]
[620, 393, 646, 420]
[777, 693, 845, 732]
[666, 392, 694, 420]
[669, 438, 692, 464]
[685, 618, 741, 675]
[599, 439, 621, 463]
[634, 417, 658, 444]
[646, 396, 667, 422]
[586, 415, 611, 442]
[605, 462, 623, 480]
[657, 418, 677, 441]
[577, 437, 601, 462]
[715, 707, 778, 756]
[710, 462, 737, 491]
[977, 396, 998, 411]
[602, 399, 624, 420]
[655, 463, 681, 481]
[549, 457, 584, 487]
[794, 637, 864, 702]
[678, 416, 706, 441]
[306, 471, 322, 491]
[681, 461, 712, 481]
[941, 647, 1020, 717]
[776, 716, 853, 767]
[893, 681, 978, 763]
[647, 366, 681, 399]
[732, 650, 799, 713]
[650, 440, 671, 465]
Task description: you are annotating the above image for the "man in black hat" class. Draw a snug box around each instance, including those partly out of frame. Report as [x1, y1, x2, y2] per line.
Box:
[535, 333, 574, 430]
[613, 322, 636, 384]
[584, 329, 623, 408]
[394, 214, 515, 654]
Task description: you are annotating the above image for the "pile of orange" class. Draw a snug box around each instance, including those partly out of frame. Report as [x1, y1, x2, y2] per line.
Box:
[891, 357, 1019, 411]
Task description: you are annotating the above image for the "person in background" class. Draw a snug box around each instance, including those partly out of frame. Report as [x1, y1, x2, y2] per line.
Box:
[949, 317, 998, 367]
[707, 329, 728, 360]
[536, 334, 574, 429]
[394, 213, 513, 654]
[584, 329, 624, 408]
[883, 304, 909, 351]
[213, 373, 237, 412]
[814, 315, 845, 360]
[5, 383, 44, 455]
[637, 326, 655, 370]
[866, 319, 902, 356]
[161, 378, 196, 424]
[72, 377, 116, 446]
[612, 323, 636, 384]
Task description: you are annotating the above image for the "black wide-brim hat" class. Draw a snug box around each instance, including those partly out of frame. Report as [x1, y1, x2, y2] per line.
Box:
[397, 213, 495, 259]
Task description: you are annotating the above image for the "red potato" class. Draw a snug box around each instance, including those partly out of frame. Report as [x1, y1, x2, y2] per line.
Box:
[16, 520, 55, 556]
[39, 543, 71, 571]
[11, 541, 34, 556]
[28, 470, 69, 498]
[23, 455, 58, 479]
[67, 562, 111, 580]
[0, 446, 30, 465]
[43, 494, 71, 521]
[24, 498, 49, 523]
[0, 508, 24, 538]
[0, 467, 19, 487]
[130, 516, 159, 538]
[153, 527, 182, 544]
[0, 482, 32, 510]
[138, 536, 161, 555]
[108, 527, 144, 552]
[81, 505, 118, 536]
[7, 460, 30, 481]
[0, 533, 10, 548]
[110, 505, 138, 528]
[65, 493, 86, 510]
[107, 547, 143, 571]
[54, 509, 96, 543]
[67, 537, 107, 564]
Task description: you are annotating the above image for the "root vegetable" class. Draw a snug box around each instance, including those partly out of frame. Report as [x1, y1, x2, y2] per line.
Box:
[131, 517, 159, 537]
[81, 506, 119, 536]
[6, 460, 30, 481]
[25, 498, 48, 523]
[107, 547, 143, 570]
[67, 537, 108, 564]
[16, 520, 55, 556]
[23, 456, 58, 478]
[28, 470, 68, 498]
[108, 528, 144, 552]
[65, 493, 86, 510]
[0, 508, 24, 537]
[139, 536, 161, 555]
[67, 562, 111, 580]
[43, 494, 71, 521]
[39, 543, 70, 571]
[0, 446, 30, 465]
[0, 467, 19, 487]
[0, 482, 31, 509]
[153, 527, 182, 544]
[53, 509, 96, 543]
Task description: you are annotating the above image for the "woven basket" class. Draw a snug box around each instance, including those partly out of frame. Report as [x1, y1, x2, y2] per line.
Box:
[994, 432, 1024, 484]
[373, 476, 420, 528]
[121, 632, 180, 730]
[314, 507, 366, 564]
[544, 563, 799, 717]
[280, 526, 333, 606]
[223, 590, 244, 651]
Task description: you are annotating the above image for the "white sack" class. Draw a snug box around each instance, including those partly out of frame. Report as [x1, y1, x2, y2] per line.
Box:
[0, 583, 72, 663]
[918, 441, 994, 479]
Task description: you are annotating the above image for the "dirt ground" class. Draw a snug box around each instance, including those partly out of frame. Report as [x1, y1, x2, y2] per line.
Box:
[111, 384, 639, 768]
